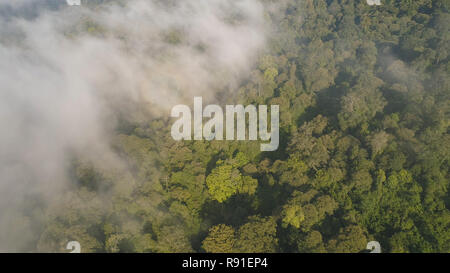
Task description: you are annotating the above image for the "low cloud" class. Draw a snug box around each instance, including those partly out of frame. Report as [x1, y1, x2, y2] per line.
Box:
[0, 0, 268, 251]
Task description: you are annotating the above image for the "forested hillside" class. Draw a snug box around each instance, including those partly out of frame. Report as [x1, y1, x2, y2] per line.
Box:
[5, 0, 448, 253]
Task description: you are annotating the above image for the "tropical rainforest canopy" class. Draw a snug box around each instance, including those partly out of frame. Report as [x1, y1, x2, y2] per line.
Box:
[0, 0, 448, 253]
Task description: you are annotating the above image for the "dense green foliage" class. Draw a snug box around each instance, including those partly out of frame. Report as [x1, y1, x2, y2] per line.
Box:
[34, 0, 449, 253]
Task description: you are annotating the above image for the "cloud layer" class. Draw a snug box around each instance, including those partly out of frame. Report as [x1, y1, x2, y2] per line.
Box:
[0, 0, 267, 251]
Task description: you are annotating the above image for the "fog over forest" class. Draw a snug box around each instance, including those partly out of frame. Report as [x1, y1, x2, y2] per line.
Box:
[0, 0, 448, 253]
